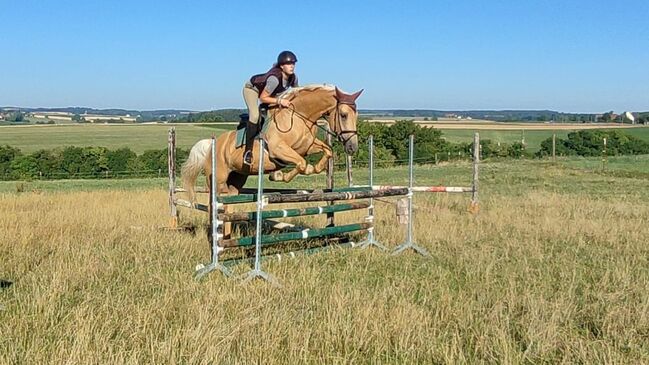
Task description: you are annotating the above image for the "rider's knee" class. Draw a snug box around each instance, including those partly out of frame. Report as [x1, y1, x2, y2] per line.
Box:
[248, 109, 260, 124]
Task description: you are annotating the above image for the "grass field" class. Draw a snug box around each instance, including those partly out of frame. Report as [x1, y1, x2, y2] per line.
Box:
[1, 123, 648, 154]
[2, 155, 649, 363]
[0, 124, 234, 154]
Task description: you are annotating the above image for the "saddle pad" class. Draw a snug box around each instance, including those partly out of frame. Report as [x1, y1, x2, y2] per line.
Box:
[235, 115, 273, 148]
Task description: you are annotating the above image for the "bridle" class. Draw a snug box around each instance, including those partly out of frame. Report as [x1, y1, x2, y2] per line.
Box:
[326, 101, 359, 146]
[275, 98, 358, 145]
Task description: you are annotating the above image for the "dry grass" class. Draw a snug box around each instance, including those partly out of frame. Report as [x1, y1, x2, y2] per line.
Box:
[2, 164, 649, 363]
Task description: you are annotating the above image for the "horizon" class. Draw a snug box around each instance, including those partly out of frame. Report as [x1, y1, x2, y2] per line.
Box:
[2, 1, 649, 113]
[4, 105, 641, 115]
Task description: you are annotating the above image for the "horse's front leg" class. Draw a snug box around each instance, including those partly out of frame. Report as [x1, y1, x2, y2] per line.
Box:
[307, 138, 333, 174]
[268, 141, 314, 183]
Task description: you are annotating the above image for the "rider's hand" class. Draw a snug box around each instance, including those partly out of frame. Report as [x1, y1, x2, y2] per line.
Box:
[279, 98, 291, 108]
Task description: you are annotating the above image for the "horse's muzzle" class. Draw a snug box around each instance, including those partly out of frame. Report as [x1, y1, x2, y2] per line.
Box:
[344, 138, 358, 155]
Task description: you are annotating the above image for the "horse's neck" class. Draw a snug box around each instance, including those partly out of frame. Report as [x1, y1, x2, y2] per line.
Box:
[292, 90, 335, 122]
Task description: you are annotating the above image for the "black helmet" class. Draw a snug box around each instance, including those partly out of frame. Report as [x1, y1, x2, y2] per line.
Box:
[277, 50, 298, 65]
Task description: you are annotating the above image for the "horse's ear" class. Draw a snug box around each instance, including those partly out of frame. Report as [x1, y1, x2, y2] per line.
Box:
[351, 89, 364, 101]
[335, 86, 344, 100]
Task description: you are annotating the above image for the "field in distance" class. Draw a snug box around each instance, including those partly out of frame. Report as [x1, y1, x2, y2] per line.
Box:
[0, 123, 232, 154]
[1, 122, 648, 154]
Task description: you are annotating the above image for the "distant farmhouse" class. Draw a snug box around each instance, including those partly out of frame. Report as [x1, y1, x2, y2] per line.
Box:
[32, 111, 73, 121]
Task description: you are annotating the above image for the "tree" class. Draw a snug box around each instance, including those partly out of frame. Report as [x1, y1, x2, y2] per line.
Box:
[106, 148, 137, 174]
[0, 145, 22, 180]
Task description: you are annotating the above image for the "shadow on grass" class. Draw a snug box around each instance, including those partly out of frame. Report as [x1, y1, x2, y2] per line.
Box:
[0, 279, 13, 289]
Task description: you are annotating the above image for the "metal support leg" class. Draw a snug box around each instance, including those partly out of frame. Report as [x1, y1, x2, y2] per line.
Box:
[238, 137, 281, 287]
[393, 135, 430, 257]
[359, 135, 386, 250]
[195, 136, 232, 279]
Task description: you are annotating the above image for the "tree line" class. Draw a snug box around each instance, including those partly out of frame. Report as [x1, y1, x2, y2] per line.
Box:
[0, 146, 189, 181]
[536, 129, 649, 157]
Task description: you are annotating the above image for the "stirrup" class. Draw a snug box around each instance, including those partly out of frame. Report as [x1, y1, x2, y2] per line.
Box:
[243, 150, 253, 166]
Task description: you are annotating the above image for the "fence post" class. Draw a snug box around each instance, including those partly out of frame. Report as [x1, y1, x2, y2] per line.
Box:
[326, 126, 335, 227]
[167, 127, 178, 228]
[470, 132, 480, 214]
[552, 133, 556, 162]
[602, 137, 608, 171]
[346, 155, 353, 188]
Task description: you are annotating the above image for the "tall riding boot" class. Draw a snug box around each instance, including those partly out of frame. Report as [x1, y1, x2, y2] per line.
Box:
[243, 121, 258, 166]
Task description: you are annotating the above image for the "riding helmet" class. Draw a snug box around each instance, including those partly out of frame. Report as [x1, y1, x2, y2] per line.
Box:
[277, 50, 298, 65]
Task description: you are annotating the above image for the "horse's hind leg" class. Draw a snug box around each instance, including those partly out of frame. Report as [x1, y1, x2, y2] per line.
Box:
[268, 141, 314, 183]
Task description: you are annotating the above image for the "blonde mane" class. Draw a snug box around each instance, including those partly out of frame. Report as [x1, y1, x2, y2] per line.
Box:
[279, 84, 336, 99]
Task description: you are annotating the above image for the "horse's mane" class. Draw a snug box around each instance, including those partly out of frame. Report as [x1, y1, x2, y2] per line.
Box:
[279, 84, 337, 99]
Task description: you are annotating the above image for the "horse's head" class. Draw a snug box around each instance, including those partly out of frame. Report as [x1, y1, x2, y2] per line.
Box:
[330, 87, 363, 155]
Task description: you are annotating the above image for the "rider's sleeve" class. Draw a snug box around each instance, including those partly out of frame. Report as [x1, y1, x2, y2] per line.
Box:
[293, 76, 298, 87]
[264, 76, 280, 94]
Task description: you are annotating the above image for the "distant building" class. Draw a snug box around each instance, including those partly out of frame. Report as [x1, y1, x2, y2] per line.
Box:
[32, 112, 73, 121]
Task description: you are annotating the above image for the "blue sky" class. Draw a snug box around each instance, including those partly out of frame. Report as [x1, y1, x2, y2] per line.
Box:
[2, 0, 648, 112]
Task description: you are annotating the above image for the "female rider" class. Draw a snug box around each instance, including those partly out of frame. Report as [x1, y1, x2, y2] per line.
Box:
[242, 50, 299, 165]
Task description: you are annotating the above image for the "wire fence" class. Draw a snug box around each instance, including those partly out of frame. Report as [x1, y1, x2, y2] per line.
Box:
[0, 169, 168, 181]
[1, 149, 481, 182]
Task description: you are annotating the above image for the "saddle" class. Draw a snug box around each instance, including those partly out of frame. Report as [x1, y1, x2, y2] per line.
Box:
[234, 107, 288, 167]
[235, 106, 270, 148]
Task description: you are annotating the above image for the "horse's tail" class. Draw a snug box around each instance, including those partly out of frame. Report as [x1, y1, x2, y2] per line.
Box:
[181, 139, 211, 202]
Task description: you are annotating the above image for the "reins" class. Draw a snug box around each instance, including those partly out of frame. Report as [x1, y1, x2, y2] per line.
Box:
[272, 99, 358, 145]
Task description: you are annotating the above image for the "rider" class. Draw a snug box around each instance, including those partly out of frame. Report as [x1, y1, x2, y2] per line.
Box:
[242, 50, 299, 165]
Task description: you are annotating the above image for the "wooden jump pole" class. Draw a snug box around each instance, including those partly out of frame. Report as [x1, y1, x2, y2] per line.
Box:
[216, 188, 409, 205]
[222, 222, 372, 248]
[219, 202, 369, 222]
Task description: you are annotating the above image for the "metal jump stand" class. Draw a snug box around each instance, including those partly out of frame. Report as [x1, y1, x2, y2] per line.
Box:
[195, 137, 232, 279]
[359, 135, 387, 251]
[237, 137, 281, 287]
[392, 135, 430, 257]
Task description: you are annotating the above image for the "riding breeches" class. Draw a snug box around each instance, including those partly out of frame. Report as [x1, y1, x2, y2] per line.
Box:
[242, 83, 260, 125]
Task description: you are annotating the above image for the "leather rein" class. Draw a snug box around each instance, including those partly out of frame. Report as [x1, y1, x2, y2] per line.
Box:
[273, 99, 358, 146]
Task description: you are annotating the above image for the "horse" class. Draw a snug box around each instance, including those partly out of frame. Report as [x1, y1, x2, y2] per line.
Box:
[181, 84, 363, 237]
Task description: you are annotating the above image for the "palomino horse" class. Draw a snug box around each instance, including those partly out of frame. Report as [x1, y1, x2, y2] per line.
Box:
[181, 84, 363, 236]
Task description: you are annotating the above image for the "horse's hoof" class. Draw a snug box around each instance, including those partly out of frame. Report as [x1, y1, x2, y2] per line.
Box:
[305, 164, 315, 175]
[269, 171, 283, 181]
